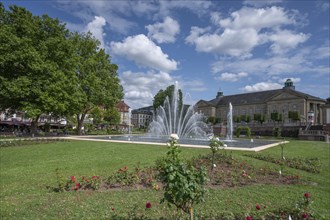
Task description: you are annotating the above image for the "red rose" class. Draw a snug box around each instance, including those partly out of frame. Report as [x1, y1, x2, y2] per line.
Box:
[111, 207, 115, 211]
[71, 176, 75, 181]
[146, 201, 152, 209]
[246, 216, 252, 220]
[304, 192, 311, 198]
[256, 204, 261, 210]
[302, 213, 309, 219]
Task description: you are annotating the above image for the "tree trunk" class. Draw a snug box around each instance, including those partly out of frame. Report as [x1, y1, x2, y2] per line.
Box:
[77, 113, 86, 135]
[189, 207, 194, 220]
[30, 115, 40, 136]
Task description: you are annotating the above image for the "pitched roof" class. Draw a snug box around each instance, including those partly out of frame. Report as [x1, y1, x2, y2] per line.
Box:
[116, 101, 130, 112]
[199, 88, 325, 107]
[216, 89, 281, 106]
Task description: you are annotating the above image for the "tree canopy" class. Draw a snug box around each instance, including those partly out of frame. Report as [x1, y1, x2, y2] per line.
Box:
[0, 4, 123, 135]
[69, 32, 123, 135]
[0, 4, 79, 133]
[153, 84, 183, 110]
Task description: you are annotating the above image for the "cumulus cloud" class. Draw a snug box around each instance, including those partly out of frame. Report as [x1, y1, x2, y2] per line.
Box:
[241, 82, 282, 92]
[215, 72, 249, 82]
[186, 6, 307, 57]
[186, 27, 259, 57]
[120, 71, 174, 108]
[219, 6, 293, 30]
[83, 16, 107, 48]
[146, 17, 180, 43]
[110, 34, 178, 72]
[268, 30, 310, 54]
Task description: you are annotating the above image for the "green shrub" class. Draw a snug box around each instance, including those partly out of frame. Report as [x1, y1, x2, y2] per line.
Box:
[158, 135, 208, 219]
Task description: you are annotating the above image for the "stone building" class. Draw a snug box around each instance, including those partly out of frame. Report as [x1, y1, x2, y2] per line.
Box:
[196, 79, 327, 126]
[131, 106, 154, 129]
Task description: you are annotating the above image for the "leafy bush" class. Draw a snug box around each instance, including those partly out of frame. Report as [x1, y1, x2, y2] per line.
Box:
[158, 135, 208, 218]
[235, 126, 251, 138]
[273, 127, 282, 137]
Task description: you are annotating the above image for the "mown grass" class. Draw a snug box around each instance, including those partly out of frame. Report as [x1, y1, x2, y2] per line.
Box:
[0, 139, 329, 219]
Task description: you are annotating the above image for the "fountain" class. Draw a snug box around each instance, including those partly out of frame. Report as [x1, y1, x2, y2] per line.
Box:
[76, 84, 286, 150]
[147, 82, 210, 139]
[226, 102, 233, 141]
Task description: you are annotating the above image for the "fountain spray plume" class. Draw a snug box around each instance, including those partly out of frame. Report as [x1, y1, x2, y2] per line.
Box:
[148, 82, 210, 139]
[226, 102, 233, 140]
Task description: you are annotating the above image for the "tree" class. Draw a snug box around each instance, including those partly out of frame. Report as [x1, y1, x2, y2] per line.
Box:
[271, 112, 282, 123]
[254, 114, 266, 124]
[103, 106, 121, 126]
[153, 85, 183, 110]
[0, 4, 78, 134]
[69, 32, 123, 135]
[288, 111, 300, 121]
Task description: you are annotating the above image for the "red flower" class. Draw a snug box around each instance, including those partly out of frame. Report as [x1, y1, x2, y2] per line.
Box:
[111, 207, 115, 211]
[302, 213, 309, 219]
[304, 192, 311, 198]
[70, 176, 76, 181]
[92, 176, 97, 179]
[256, 204, 261, 210]
[242, 173, 247, 177]
[246, 216, 252, 220]
[146, 201, 152, 209]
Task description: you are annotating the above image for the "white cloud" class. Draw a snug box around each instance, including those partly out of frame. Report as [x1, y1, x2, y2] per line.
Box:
[83, 16, 106, 48]
[210, 12, 222, 25]
[120, 71, 175, 109]
[110, 34, 178, 72]
[268, 30, 310, 54]
[186, 6, 306, 57]
[219, 6, 293, 31]
[241, 82, 282, 92]
[186, 27, 259, 57]
[146, 17, 180, 43]
[215, 72, 249, 82]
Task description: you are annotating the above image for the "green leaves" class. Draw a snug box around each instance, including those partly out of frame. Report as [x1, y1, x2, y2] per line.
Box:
[0, 5, 123, 135]
[159, 137, 208, 215]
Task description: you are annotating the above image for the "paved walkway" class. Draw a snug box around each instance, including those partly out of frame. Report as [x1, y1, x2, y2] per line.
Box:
[63, 135, 288, 152]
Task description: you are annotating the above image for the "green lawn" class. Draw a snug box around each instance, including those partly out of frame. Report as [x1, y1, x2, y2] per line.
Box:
[0, 139, 329, 219]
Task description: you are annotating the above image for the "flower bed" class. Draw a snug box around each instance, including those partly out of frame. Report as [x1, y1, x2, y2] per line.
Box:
[244, 153, 321, 173]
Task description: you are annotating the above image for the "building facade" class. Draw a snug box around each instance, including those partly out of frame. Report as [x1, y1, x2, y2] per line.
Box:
[131, 106, 154, 128]
[196, 79, 327, 126]
[116, 101, 131, 126]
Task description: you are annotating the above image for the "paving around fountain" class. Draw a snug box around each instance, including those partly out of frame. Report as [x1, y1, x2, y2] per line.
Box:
[64, 135, 288, 152]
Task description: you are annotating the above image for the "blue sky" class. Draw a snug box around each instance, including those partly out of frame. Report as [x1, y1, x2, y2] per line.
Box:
[3, 0, 330, 109]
